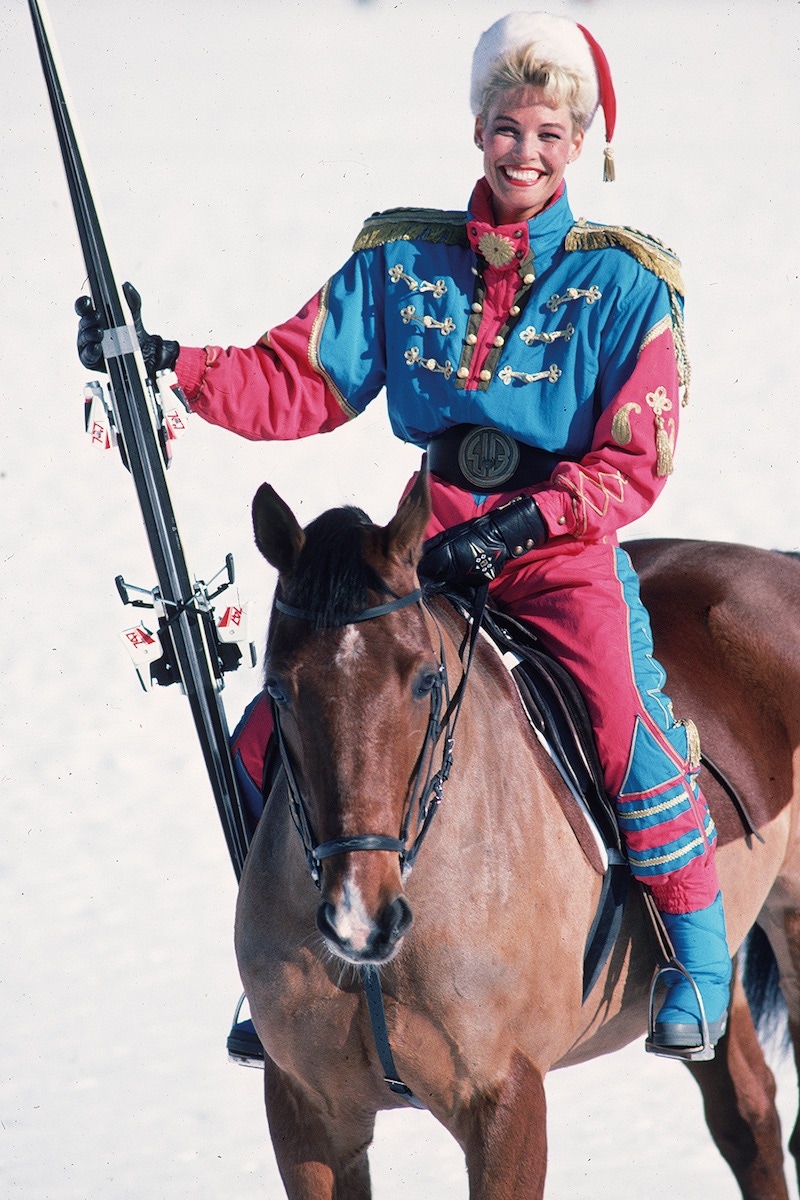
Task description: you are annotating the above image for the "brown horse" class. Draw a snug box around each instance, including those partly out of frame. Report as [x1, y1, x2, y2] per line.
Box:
[235, 470, 800, 1199]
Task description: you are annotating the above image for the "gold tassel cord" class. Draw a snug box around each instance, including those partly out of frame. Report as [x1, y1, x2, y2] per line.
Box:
[677, 718, 702, 770]
[603, 144, 616, 183]
[646, 386, 675, 477]
[655, 424, 674, 477]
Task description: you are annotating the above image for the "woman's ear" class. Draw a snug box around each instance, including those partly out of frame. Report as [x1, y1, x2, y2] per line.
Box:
[474, 114, 484, 150]
[567, 127, 585, 164]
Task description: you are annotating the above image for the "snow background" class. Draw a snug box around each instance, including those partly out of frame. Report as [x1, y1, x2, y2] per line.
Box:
[2, 0, 800, 1195]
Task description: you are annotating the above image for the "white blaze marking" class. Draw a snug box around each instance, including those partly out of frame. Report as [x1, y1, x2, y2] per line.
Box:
[332, 877, 374, 951]
[335, 624, 364, 668]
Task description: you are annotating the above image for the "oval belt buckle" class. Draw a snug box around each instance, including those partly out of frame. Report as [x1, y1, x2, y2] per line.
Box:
[457, 425, 520, 489]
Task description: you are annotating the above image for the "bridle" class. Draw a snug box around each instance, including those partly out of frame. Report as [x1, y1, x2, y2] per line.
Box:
[269, 576, 487, 1110]
[271, 582, 485, 887]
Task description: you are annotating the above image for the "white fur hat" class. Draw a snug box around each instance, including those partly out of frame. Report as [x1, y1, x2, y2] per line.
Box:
[470, 12, 596, 116]
[470, 12, 617, 177]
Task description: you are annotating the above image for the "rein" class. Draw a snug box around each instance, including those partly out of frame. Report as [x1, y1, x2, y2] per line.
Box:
[271, 578, 488, 1110]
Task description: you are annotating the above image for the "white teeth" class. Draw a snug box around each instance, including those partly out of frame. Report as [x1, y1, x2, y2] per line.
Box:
[504, 167, 541, 183]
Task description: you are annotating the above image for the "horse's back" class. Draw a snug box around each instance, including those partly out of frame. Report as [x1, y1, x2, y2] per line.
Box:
[630, 535, 800, 624]
[627, 538, 800, 717]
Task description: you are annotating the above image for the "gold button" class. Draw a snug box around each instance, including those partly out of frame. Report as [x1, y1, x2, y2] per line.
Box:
[457, 366, 469, 379]
[557, 516, 567, 526]
[493, 335, 504, 348]
[513, 545, 523, 555]
[472, 302, 483, 313]
[523, 273, 535, 285]
[509, 305, 520, 316]
[479, 369, 492, 382]
[466, 333, 477, 345]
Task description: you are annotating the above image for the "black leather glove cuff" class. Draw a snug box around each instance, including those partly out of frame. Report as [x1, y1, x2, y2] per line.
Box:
[141, 334, 180, 378]
[418, 495, 547, 588]
[490, 495, 547, 558]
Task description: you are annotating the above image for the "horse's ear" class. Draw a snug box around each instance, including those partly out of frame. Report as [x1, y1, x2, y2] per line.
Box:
[382, 464, 431, 567]
[252, 483, 306, 576]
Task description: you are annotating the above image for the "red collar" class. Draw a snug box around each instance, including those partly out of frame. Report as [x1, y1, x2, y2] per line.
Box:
[466, 177, 566, 268]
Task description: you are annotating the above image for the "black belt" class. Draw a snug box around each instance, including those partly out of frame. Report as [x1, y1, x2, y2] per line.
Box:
[427, 424, 569, 493]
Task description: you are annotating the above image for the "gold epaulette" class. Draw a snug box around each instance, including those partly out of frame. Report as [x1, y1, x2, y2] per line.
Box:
[566, 218, 690, 397]
[353, 207, 469, 252]
[565, 219, 684, 295]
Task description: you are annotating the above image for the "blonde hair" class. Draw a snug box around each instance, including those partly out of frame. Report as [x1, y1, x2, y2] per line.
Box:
[479, 47, 596, 132]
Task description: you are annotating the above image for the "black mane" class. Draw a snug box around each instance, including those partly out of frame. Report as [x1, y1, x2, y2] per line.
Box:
[278, 505, 389, 630]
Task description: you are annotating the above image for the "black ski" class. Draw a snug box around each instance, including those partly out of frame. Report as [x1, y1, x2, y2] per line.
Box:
[29, 0, 251, 879]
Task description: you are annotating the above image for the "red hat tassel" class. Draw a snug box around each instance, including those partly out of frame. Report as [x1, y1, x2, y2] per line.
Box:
[576, 23, 617, 181]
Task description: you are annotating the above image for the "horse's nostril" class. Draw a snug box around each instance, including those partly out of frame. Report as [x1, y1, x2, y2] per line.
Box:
[316, 900, 338, 942]
[316, 892, 412, 961]
[385, 895, 413, 944]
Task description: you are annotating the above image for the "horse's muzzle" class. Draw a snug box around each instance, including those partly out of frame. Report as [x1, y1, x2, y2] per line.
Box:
[316, 893, 413, 964]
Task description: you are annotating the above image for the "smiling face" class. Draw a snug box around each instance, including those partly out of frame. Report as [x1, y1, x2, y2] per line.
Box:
[476, 85, 584, 225]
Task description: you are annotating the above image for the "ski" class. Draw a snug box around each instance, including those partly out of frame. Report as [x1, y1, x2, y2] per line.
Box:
[29, 0, 251, 879]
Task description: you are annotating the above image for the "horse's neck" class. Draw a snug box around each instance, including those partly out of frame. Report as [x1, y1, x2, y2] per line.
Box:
[437, 606, 567, 842]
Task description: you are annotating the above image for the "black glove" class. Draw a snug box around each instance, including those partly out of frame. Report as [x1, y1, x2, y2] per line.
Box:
[75, 293, 105, 371]
[75, 282, 179, 380]
[418, 495, 547, 587]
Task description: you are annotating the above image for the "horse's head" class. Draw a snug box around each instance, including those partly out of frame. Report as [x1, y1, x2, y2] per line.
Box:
[252, 471, 439, 965]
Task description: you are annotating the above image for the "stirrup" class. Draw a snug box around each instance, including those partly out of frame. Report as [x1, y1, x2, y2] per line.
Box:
[227, 992, 265, 1069]
[644, 958, 724, 1062]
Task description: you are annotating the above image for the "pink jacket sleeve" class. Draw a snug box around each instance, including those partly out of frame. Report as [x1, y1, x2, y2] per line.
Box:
[175, 289, 355, 442]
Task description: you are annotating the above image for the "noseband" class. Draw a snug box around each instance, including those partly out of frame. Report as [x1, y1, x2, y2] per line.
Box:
[271, 582, 483, 887]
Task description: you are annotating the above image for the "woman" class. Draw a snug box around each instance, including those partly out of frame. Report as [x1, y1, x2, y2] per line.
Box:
[77, 11, 731, 1057]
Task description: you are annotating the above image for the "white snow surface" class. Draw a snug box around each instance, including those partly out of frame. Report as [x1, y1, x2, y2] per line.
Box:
[2, 0, 800, 1196]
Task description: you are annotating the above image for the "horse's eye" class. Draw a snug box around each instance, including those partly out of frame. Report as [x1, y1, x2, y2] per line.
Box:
[413, 668, 439, 700]
[265, 676, 290, 707]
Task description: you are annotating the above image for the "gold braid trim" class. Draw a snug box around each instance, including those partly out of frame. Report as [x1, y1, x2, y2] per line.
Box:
[566, 219, 690, 401]
[307, 280, 359, 419]
[676, 717, 702, 769]
[353, 207, 469, 252]
[565, 219, 684, 292]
